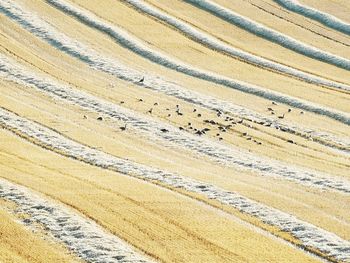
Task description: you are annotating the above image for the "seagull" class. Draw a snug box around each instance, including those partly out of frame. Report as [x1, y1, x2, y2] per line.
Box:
[120, 124, 127, 131]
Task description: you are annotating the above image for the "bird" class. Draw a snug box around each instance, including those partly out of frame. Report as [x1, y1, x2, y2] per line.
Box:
[138, 98, 143, 102]
[278, 114, 285, 119]
[300, 111, 304, 114]
[195, 130, 202, 136]
[287, 139, 294, 144]
[237, 119, 243, 124]
[193, 109, 197, 112]
[97, 116, 103, 121]
[139, 76, 144, 83]
[167, 114, 171, 117]
[197, 113, 202, 117]
[154, 102, 159, 106]
[187, 122, 192, 126]
[288, 108, 292, 113]
[242, 132, 248, 136]
[120, 124, 127, 131]
[83, 115, 88, 119]
[219, 137, 223, 141]
[179, 127, 184, 131]
[147, 108, 153, 114]
[160, 128, 169, 133]
[120, 101, 125, 104]
[272, 101, 277, 105]
[267, 107, 274, 111]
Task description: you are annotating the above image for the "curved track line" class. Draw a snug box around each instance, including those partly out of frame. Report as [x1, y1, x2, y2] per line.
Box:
[0, 178, 153, 263]
[184, 0, 350, 70]
[124, 0, 350, 92]
[247, 1, 350, 47]
[274, 0, 350, 36]
[1, 0, 350, 151]
[3, 92, 349, 228]
[1, 108, 350, 262]
[1, 54, 349, 194]
[43, 0, 350, 125]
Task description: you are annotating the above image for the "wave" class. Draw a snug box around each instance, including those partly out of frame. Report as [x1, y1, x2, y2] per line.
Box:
[185, 0, 350, 70]
[0, 178, 153, 263]
[1, 108, 350, 262]
[1, 54, 349, 194]
[125, 0, 350, 92]
[274, 0, 350, 36]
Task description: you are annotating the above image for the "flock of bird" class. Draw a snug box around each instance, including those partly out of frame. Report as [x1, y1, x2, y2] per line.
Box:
[94, 77, 302, 146]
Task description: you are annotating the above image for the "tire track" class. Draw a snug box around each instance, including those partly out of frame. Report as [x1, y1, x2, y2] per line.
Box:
[184, 0, 350, 70]
[2, 87, 349, 229]
[248, 1, 350, 47]
[1, 108, 350, 262]
[124, 0, 350, 92]
[1, 0, 350, 152]
[44, 0, 350, 125]
[0, 178, 153, 263]
[274, 0, 350, 36]
[1, 55, 349, 194]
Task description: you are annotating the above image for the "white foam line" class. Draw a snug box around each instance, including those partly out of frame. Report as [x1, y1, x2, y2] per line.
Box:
[185, 0, 350, 70]
[1, 109, 350, 262]
[125, 0, 350, 92]
[44, 0, 350, 126]
[274, 0, 350, 36]
[1, 54, 349, 195]
[1, 0, 349, 153]
[0, 178, 153, 263]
